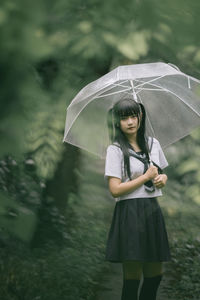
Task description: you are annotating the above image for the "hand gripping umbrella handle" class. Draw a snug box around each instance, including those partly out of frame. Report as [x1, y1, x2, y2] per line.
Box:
[149, 159, 163, 174]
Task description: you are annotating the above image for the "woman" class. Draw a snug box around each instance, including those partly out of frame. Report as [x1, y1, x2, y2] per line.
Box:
[104, 98, 171, 300]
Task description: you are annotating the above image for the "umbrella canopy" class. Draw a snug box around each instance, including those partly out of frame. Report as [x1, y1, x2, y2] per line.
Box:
[63, 62, 200, 158]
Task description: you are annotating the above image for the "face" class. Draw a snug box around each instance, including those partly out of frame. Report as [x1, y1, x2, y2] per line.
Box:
[119, 114, 141, 136]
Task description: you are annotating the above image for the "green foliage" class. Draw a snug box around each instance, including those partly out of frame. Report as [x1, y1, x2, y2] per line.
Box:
[1, 0, 200, 299]
[2, 0, 200, 178]
[157, 180, 200, 300]
[24, 99, 67, 179]
[0, 0, 55, 157]
[0, 155, 42, 241]
[167, 128, 200, 205]
[0, 174, 112, 300]
[0, 154, 72, 244]
[169, 239, 200, 300]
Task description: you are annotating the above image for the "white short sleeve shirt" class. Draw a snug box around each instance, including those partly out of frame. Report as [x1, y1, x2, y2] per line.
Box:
[104, 137, 169, 202]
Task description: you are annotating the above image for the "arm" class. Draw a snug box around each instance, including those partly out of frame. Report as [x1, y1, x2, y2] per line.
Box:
[108, 165, 158, 198]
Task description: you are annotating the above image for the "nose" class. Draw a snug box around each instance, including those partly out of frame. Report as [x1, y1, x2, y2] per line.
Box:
[127, 117, 134, 124]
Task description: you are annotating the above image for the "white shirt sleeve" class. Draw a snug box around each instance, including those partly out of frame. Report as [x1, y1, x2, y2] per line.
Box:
[156, 139, 169, 169]
[104, 145, 123, 180]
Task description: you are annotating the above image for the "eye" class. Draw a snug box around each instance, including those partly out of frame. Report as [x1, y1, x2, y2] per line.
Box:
[120, 114, 137, 120]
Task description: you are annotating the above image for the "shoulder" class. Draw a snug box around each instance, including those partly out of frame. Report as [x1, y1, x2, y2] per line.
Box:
[107, 143, 122, 153]
[152, 137, 160, 145]
[147, 137, 164, 155]
[106, 143, 123, 158]
[148, 136, 161, 147]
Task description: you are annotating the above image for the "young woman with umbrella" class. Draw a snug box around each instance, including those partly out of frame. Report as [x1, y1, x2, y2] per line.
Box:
[104, 98, 171, 300]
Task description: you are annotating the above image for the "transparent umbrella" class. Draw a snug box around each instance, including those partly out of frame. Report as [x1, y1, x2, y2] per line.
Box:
[63, 62, 200, 158]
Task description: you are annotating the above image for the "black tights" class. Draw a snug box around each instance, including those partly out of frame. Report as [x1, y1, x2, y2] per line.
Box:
[139, 274, 162, 300]
[121, 261, 163, 300]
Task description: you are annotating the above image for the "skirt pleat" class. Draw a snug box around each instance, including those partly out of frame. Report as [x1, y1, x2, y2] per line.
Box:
[105, 197, 171, 263]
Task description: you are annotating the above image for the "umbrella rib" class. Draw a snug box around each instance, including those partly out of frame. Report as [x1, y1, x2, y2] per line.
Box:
[64, 85, 133, 138]
[164, 89, 200, 117]
[112, 80, 130, 88]
[98, 87, 132, 98]
[88, 80, 132, 99]
[134, 75, 166, 89]
[97, 80, 130, 96]
[137, 80, 200, 118]
[137, 88, 165, 92]
[136, 80, 171, 94]
[98, 80, 132, 96]
[64, 81, 138, 138]
[68, 80, 129, 108]
[64, 90, 111, 137]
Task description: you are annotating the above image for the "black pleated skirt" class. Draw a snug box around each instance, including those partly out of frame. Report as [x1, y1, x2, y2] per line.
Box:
[105, 197, 171, 263]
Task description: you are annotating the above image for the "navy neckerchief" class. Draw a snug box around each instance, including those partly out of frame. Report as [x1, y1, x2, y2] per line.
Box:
[112, 138, 163, 193]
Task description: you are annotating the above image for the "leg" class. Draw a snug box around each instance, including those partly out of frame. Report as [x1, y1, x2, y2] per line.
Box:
[143, 261, 163, 277]
[121, 260, 143, 300]
[122, 260, 143, 280]
[139, 262, 163, 300]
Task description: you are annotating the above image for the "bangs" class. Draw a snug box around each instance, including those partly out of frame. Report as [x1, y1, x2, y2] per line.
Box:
[114, 99, 140, 119]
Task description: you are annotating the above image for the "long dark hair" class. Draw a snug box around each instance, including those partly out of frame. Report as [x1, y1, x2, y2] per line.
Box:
[107, 98, 150, 180]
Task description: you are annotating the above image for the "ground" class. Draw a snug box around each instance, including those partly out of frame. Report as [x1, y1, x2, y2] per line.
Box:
[94, 261, 173, 300]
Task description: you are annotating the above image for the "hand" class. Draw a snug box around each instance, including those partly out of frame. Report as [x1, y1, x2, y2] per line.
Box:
[153, 174, 168, 188]
[145, 165, 158, 180]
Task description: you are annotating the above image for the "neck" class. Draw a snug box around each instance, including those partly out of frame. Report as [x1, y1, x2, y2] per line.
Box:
[126, 133, 137, 144]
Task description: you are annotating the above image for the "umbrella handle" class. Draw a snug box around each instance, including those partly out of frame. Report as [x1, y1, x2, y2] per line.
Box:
[149, 160, 154, 166]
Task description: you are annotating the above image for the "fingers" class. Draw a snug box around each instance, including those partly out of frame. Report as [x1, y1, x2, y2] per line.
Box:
[153, 175, 162, 183]
[151, 166, 158, 177]
[153, 175, 165, 188]
[154, 182, 164, 188]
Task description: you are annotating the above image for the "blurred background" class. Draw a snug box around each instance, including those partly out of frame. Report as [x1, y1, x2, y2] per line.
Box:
[0, 0, 200, 299]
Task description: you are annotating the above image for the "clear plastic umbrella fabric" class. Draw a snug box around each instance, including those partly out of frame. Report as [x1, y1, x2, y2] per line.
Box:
[63, 62, 200, 158]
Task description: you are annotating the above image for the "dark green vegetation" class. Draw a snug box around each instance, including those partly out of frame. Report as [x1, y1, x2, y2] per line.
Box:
[159, 182, 200, 300]
[158, 136, 200, 300]
[0, 153, 113, 300]
[0, 0, 200, 299]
